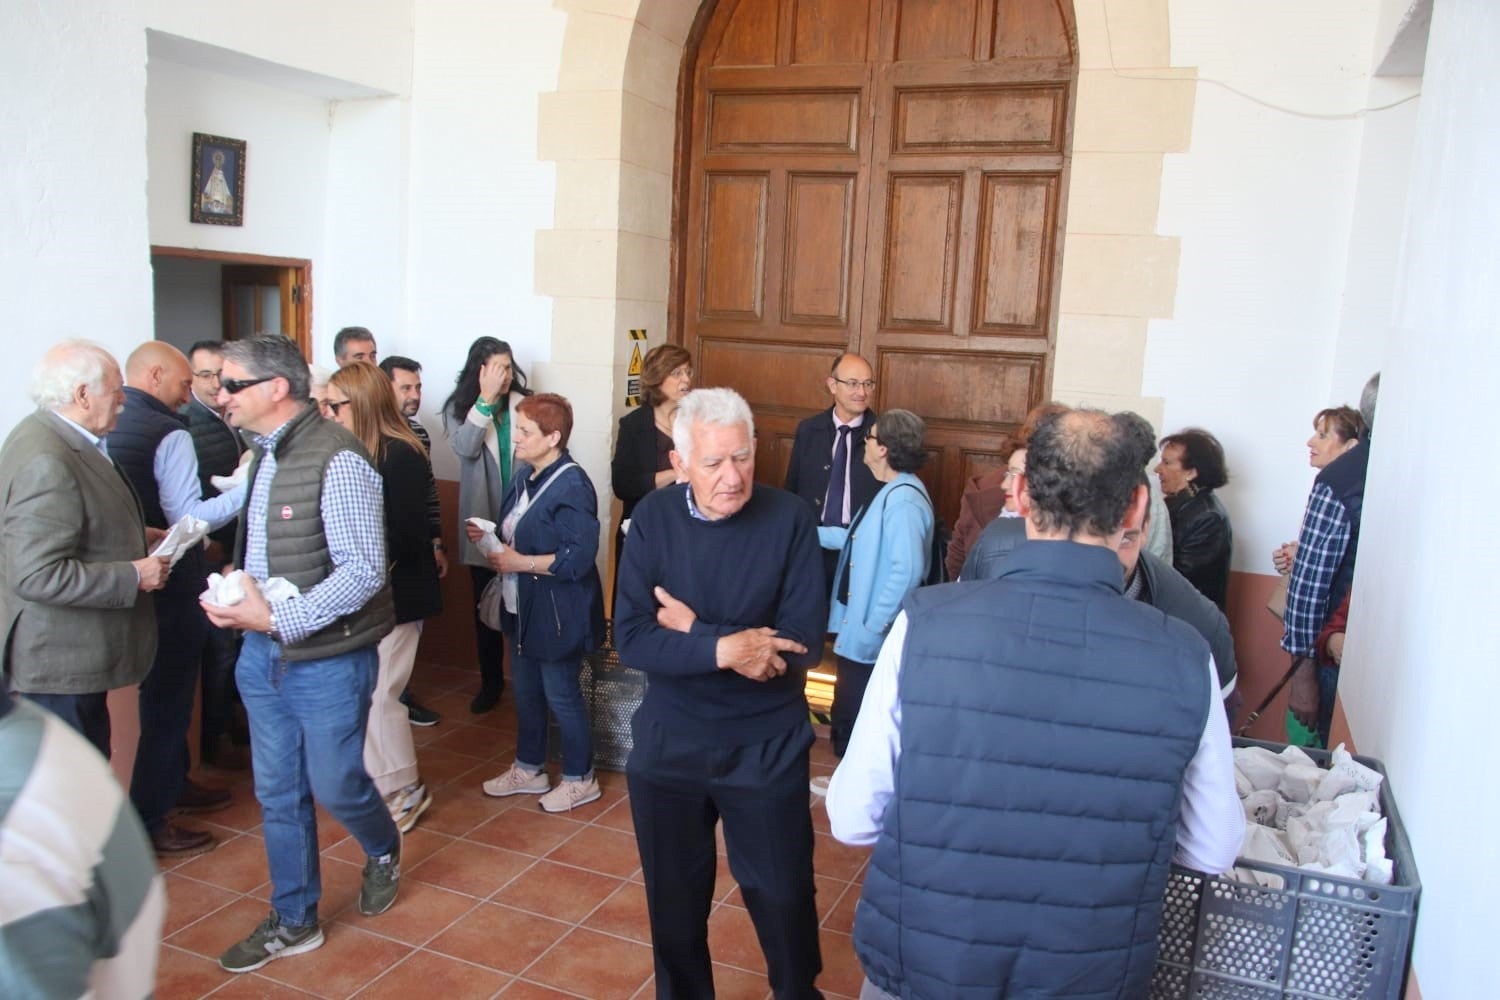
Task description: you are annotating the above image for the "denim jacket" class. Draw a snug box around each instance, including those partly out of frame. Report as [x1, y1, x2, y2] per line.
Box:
[819, 473, 934, 663]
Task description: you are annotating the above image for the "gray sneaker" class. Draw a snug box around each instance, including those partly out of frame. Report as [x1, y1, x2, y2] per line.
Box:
[359, 835, 402, 916]
[219, 912, 324, 973]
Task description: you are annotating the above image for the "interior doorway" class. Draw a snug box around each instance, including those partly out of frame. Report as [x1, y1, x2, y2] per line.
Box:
[672, 0, 1077, 524]
[150, 246, 312, 359]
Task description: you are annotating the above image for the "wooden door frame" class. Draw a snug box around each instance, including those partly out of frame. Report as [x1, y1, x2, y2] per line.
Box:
[150, 245, 313, 360]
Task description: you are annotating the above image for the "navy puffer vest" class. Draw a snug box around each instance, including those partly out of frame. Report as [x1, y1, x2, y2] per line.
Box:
[1312, 438, 1368, 617]
[109, 387, 205, 594]
[854, 542, 1211, 999]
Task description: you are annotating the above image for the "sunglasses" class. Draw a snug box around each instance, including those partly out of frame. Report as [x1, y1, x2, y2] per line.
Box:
[221, 376, 275, 395]
[326, 399, 352, 416]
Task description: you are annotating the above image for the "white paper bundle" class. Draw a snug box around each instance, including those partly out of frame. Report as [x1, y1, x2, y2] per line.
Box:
[151, 514, 211, 568]
[201, 570, 301, 607]
[466, 517, 505, 556]
[210, 450, 253, 492]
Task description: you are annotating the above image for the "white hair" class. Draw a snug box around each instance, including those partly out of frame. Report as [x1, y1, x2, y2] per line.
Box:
[28, 340, 118, 409]
[308, 364, 333, 391]
[1360, 372, 1380, 433]
[672, 387, 754, 464]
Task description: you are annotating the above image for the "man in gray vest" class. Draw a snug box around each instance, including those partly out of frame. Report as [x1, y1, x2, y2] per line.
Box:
[827, 407, 1242, 999]
[201, 336, 401, 974]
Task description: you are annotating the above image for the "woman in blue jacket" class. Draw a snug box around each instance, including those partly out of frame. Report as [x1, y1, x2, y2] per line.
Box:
[820, 408, 934, 757]
[466, 393, 606, 813]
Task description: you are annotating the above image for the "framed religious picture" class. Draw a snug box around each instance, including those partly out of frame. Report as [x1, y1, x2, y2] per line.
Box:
[190, 132, 246, 226]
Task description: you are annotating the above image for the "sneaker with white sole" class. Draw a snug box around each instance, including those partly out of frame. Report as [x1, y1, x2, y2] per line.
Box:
[385, 782, 432, 834]
[359, 834, 402, 917]
[482, 764, 550, 798]
[539, 776, 602, 813]
[219, 912, 324, 973]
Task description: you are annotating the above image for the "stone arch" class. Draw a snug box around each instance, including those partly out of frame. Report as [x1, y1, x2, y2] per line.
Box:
[536, 0, 1189, 452]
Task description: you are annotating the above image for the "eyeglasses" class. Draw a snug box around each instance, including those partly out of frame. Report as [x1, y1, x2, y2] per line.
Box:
[193, 370, 222, 381]
[221, 376, 274, 395]
[831, 376, 877, 392]
[326, 399, 352, 416]
[1002, 467, 1024, 480]
[866, 430, 880, 443]
[669, 366, 693, 379]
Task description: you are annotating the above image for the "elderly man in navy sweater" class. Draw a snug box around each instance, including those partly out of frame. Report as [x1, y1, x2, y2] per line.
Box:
[616, 387, 830, 1000]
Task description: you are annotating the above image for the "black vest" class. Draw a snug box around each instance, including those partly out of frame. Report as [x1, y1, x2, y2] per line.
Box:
[235, 404, 394, 661]
[108, 387, 179, 529]
[1312, 438, 1368, 616]
[181, 395, 244, 547]
[855, 542, 1211, 999]
[108, 387, 205, 594]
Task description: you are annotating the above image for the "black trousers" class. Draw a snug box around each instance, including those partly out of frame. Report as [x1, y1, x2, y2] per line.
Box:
[628, 716, 824, 1000]
[26, 691, 111, 757]
[200, 621, 241, 752]
[830, 655, 875, 758]
[131, 590, 209, 833]
[468, 565, 507, 695]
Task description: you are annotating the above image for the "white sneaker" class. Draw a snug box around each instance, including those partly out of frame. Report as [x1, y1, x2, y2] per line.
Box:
[539, 776, 602, 813]
[385, 782, 431, 834]
[482, 764, 550, 798]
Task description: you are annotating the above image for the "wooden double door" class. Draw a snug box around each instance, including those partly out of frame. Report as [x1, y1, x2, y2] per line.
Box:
[674, 0, 1077, 523]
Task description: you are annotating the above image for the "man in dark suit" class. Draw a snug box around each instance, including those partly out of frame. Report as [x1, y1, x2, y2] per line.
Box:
[0, 340, 169, 756]
[784, 353, 881, 588]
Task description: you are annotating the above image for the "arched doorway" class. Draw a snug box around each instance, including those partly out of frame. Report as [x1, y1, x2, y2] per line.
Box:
[671, 0, 1077, 520]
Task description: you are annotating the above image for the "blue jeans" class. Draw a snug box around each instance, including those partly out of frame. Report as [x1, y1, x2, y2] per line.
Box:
[237, 632, 398, 927]
[511, 652, 592, 780]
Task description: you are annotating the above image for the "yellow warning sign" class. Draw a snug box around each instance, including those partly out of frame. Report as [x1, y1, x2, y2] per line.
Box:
[625, 329, 648, 407]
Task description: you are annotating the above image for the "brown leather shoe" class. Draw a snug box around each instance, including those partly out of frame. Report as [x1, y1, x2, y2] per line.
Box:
[176, 779, 233, 814]
[152, 822, 217, 858]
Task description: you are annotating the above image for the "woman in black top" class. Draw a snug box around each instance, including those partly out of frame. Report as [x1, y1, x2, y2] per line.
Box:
[609, 344, 692, 591]
[1156, 427, 1233, 611]
[326, 362, 442, 834]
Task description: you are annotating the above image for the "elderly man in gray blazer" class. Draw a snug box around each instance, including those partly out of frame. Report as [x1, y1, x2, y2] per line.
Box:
[0, 340, 169, 756]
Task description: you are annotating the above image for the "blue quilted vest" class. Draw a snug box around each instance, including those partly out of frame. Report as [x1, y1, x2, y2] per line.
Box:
[1312, 438, 1368, 617]
[854, 541, 1211, 999]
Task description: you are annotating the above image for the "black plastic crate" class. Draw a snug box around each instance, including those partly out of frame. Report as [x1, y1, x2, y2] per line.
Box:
[1151, 738, 1421, 1000]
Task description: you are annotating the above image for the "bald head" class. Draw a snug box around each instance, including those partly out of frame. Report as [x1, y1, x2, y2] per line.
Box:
[826, 352, 875, 422]
[125, 342, 193, 410]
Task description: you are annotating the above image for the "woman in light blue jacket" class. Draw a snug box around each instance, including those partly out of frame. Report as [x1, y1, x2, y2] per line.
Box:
[819, 408, 934, 757]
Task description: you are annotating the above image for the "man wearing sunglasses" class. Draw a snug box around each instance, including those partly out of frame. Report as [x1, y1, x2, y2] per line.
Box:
[784, 352, 881, 590]
[201, 336, 402, 974]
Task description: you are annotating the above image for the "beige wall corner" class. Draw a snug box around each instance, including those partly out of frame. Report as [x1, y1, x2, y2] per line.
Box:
[1075, 0, 1172, 70]
[1051, 314, 1150, 395]
[1057, 234, 1182, 319]
[1073, 68, 1196, 153]
[1066, 152, 1164, 235]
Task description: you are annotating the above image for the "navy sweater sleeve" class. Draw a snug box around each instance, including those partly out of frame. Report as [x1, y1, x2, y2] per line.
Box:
[615, 483, 831, 744]
[614, 488, 721, 676]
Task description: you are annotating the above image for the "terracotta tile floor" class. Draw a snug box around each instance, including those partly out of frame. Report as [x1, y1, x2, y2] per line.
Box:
[158, 662, 868, 999]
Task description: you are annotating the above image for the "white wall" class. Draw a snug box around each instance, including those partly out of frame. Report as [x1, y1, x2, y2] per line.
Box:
[318, 97, 411, 365]
[1149, 0, 1409, 572]
[147, 58, 334, 259]
[403, 0, 567, 481]
[1340, 2, 1500, 992]
[151, 256, 221, 351]
[145, 0, 413, 97]
[0, 0, 152, 432]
